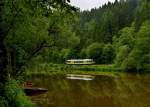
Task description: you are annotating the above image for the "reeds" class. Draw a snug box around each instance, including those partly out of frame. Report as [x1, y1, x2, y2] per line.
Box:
[25, 63, 123, 77]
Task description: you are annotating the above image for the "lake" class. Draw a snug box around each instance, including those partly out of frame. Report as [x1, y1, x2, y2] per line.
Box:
[28, 73, 150, 107]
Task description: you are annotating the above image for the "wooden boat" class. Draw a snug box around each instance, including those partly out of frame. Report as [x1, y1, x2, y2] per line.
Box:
[24, 87, 48, 96]
[24, 81, 48, 96]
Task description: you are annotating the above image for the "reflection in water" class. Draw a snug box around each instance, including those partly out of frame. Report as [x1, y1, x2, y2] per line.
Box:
[28, 74, 150, 107]
[66, 74, 95, 80]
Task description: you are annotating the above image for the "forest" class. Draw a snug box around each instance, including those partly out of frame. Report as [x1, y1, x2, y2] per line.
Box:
[0, 0, 150, 107]
[30, 0, 149, 72]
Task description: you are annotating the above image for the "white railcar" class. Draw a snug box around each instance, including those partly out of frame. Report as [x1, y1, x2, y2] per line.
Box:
[66, 59, 95, 65]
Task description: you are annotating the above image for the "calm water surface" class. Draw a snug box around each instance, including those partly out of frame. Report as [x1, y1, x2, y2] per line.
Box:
[28, 73, 150, 107]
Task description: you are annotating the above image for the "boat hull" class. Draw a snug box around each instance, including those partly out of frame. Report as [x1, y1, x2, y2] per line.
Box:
[24, 87, 48, 96]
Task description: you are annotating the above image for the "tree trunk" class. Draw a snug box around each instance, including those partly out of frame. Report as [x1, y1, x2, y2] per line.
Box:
[0, 1, 8, 84]
[0, 38, 8, 84]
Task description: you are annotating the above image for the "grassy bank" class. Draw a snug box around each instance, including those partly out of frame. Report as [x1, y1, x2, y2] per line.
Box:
[25, 63, 124, 77]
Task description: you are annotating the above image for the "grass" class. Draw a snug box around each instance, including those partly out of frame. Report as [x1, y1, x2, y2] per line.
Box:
[25, 63, 124, 77]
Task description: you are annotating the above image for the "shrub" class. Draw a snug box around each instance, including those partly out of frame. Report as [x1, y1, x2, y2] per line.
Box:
[86, 42, 104, 63]
[4, 80, 33, 107]
[0, 96, 8, 107]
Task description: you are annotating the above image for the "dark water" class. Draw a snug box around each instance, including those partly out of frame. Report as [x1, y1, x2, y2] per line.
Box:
[28, 74, 150, 107]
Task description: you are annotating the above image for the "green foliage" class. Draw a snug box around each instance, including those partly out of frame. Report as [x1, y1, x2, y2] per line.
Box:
[115, 45, 131, 67]
[80, 48, 87, 58]
[113, 27, 135, 51]
[1, 0, 150, 86]
[2, 80, 33, 107]
[78, 0, 138, 44]
[113, 26, 135, 67]
[60, 0, 140, 66]
[86, 43, 104, 63]
[112, 0, 150, 72]
[80, 43, 115, 64]
[102, 44, 115, 64]
[121, 20, 150, 72]
[1, 0, 77, 77]
[121, 49, 142, 72]
[60, 49, 71, 60]
[0, 96, 8, 107]
[135, 0, 150, 30]
[24, 0, 148, 67]
[1, 0, 76, 106]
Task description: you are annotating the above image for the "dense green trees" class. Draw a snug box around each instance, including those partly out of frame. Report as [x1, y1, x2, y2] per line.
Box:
[1, 0, 149, 106]
[32, 0, 141, 66]
[0, 0, 76, 80]
[31, 0, 149, 73]
[102, 44, 114, 64]
[79, 43, 115, 64]
[0, 0, 149, 84]
[78, 0, 138, 44]
[0, 0, 76, 106]
[135, 0, 150, 30]
[121, 20, 150, 72]
[0, 0, 149, 105]
[62, 0, 140, 66]
[33, 0, 149, 73]
[113, 26, 135, 67]
[72, 0, 149, 72]
[86, 43, 104, 63]
[113, 0, 150, 72]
